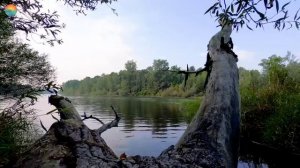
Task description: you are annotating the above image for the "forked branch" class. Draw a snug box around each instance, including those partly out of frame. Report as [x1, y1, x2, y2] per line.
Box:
[81, 112, 105, 125]
[96, 105, 121, 134]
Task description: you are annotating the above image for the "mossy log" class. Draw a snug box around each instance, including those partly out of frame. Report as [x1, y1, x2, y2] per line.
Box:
[14, 24, 240, 168]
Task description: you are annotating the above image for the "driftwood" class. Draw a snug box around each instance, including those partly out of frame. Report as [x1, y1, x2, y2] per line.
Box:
[14, 23, 240, 168]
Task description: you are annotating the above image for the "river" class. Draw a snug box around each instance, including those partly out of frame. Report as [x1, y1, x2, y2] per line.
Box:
[32, 95, 286, 168]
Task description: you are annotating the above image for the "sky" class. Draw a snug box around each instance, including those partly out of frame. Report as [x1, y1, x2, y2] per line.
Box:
[19, 0, 300, 84]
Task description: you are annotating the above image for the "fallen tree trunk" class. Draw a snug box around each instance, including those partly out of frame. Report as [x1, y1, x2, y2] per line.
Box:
[14, 23, 240, 168]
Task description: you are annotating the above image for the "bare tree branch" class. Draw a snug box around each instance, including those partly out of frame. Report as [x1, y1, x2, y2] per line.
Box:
[96, 105, 121, 134]
[81, 112, 104, 125]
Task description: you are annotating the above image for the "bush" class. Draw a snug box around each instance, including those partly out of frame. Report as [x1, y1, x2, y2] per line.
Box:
[240, 53, 300, 152]
[0, 111, 40, 167]
[263, 94, 300, 151]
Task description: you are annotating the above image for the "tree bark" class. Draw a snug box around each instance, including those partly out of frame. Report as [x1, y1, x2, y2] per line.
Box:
[14, 25, 240, 168]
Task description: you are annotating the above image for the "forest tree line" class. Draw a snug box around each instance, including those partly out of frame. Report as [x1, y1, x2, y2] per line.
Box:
[63, 59, 207, 97]
[63, 52, 300, 152]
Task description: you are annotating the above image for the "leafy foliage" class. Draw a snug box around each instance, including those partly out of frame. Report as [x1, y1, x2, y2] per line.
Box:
[2, 0, 298, 46]
[0, 105, 42, 167]
[205, 0, 300, 31]
[0, 40, 55, 99]
[64, 53, 300, 152]
[0, 14, 56, 166]
[63, 59, 207, 97]
[0, 0, 118, 45]
[240, 52, 300, 151]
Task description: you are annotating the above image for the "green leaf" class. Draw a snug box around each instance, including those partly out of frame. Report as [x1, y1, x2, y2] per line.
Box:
[252, 6, 264, 20]
[281, 1, 291, 11]
[212, 7, 217, 14]
[275, 0, 279, 13]
[226, 6, 230, 13]
[227, 12, 234, 16]
[205, 2, 218, 14]
[246, 24, 253, 30]
[237, 2, 242, 13]
[264, 0, 268, 8]
[296, 22, 299, 29]
[282, 23, 286, 30]
[294, 8, 300, 20]
[255, 9, 265, 19]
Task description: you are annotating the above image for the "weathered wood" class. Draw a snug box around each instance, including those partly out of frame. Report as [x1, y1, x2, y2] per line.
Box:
[175, 23, 240, 168]
[14, 23, 240, 168]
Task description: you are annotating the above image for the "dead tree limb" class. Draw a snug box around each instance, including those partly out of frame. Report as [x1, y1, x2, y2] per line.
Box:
[175, 21, 240, 167]
[81, 112, 105, 125]
[96, 105, 121, 134]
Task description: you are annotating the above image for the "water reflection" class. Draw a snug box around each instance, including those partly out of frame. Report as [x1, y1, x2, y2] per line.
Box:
[75, 96, 187, 156]
[30, 95, 297, 167]
[34, 95, 187, 156]
[238, 139, 299, 168]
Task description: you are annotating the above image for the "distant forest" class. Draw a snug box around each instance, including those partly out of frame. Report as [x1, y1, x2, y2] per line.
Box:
[63, 53, 300, 151]
[62, 54, 299, 98]
[62, 59, 208, 97]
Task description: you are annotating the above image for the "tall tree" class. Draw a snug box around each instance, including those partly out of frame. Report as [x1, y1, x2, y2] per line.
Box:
[152, 59, 170, 91]
[0, 13, 55, 167]
[125, 60, 137, 72]
[0, 16, 54, 100]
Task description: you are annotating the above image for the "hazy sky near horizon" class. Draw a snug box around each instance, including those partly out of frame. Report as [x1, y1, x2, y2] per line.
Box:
[24, 0, 300, 84]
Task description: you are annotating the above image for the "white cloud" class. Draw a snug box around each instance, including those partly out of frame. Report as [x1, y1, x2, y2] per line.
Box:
[234, 48, 261, 70]
[27, 2, 136, 84]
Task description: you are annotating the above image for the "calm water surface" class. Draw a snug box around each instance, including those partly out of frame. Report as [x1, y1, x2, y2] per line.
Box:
[35, 95, 188, 157]
[33, 95, 275, 168]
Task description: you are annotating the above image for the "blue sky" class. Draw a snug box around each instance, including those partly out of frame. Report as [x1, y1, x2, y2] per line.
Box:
[25, 0, 300, 83]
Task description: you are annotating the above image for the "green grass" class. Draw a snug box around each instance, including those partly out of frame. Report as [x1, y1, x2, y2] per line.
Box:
[179, 97, 202, 123]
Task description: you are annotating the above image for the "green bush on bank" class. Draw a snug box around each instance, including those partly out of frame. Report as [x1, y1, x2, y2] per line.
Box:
[0, 113, 38, 167]
[240, 53, 300, 152]
[62, 53, 300, 152]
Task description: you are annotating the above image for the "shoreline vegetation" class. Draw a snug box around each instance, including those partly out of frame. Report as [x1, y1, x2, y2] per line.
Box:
[1, 53, 299, 166]
[1, 56, 299, 167]
[63, 54, 300, 154]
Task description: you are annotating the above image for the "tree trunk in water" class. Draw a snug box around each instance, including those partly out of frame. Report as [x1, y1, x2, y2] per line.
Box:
[14, 25, 240, 168]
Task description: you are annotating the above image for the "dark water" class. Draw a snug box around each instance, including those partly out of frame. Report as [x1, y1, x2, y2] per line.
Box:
[36, 96, 188, 157]
[76, 96, 188, 156]
[34, 95, 297, 168]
